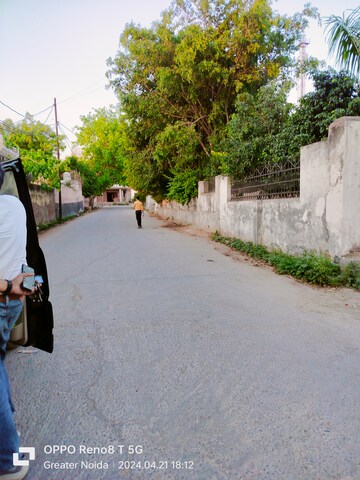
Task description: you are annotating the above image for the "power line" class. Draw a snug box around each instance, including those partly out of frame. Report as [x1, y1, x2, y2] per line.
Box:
[0, 119, 35, 137]
[0, 100, 28, 119]
[0, 118, 57, 142]
[33, 104, 54, 118]
[0, 100, 56, 139]
[43, 105, 54, 125]
[58, 124, 72, 150]
[58, 78, 106, 104]
[0, 100, 72, 160]
[0, 99, 53, 121]
[59, 122, 76, 135]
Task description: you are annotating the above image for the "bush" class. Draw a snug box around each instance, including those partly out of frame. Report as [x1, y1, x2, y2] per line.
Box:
[211, 232, 357, 289]
[167, 170, 198, 205]
[268, 252, 341, 286]
[341, 262, 360, 289]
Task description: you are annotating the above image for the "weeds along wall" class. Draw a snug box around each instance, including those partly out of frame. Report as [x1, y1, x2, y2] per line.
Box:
[147, 117, 360, 263]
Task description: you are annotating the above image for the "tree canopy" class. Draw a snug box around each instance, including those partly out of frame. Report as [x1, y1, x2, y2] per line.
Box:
[223, 69, 360, 178]
[107, 0, 312, 203]
[75, 107, 127, 193]
[223, 79, 293, 178]
[0, 115, 65, 188]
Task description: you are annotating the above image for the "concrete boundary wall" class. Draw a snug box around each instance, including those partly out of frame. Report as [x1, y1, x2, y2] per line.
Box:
[55, 177, 84, 218]
[147, 117, 360, 261]
[29, 185, 56, 225]
[30, 173, 84, 225]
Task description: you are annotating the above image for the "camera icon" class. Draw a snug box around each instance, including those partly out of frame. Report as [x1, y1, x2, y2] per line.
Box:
[13, 447, 36, 466]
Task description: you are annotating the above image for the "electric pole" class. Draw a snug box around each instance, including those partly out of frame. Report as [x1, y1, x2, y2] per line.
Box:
[54, 97, 62, 220]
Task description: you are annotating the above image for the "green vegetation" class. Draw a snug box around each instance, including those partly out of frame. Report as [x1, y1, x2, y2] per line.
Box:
[107, 0, 315, 202]
[0, 115, 65, 188]
[341, 262, 360, 289]
[325, 6, 360, 76]
[37, 213, 84, 232]
[222, 79, 293, 177]
[167, 170, 199, 205]
[62, 156, 102, 202]
[75, 106, 127, 191]
[211, 232, 360, 289]
[223, 69, 360, 178]
[1, 2, 359, 207]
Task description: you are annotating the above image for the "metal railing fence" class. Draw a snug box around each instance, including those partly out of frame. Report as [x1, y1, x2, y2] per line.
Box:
[231, 159, 300, 201]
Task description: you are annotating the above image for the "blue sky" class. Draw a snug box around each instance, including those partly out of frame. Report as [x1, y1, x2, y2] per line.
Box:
[0, 0, 359, 154]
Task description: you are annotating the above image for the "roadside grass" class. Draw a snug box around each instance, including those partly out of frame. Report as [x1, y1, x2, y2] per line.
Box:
[37, 209, 92, 232]
[37, 215, 78, 232]
[211, 231, 360, 290]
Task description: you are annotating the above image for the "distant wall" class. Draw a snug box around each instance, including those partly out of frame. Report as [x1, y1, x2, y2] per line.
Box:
[54, 175, 84, 218]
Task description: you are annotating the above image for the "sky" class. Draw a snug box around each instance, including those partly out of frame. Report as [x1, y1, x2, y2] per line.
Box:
[0, 0, 359, 156]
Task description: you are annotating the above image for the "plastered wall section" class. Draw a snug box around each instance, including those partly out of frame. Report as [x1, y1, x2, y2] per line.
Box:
[29, 185, 56, 225]
[149, 117, 360, 259]
[54, 178, 84, 217]
[148, 176, 222, 231]
[340, 117, 360, 255]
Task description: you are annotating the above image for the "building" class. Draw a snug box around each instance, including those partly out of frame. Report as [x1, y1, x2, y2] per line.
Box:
[99, 184, 134, 204]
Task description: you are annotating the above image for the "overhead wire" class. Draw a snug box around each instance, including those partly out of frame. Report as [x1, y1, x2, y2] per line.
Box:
[0, 119, 35, 137]
[43, 105, 54, 125]
[0, 99, 54, 121]
[58, 78, 106, 104]
[33, 104, 54, 118]
[59, 122, 76, 135]
[58, 124, 72, 150]
[0, 77, 110, 152]
[0, 100, 28, 119]
[0, 100, 57, 141]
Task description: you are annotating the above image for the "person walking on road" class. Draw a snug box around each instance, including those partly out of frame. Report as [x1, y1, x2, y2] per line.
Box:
[0, 163, 36, 480]
[133, 197, 144, 229]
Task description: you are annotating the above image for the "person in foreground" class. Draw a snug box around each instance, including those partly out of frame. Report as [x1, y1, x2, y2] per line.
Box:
[0, 164, 36, 480]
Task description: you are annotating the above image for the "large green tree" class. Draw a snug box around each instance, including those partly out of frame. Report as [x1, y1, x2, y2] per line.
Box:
[107, 0, 312, 202]
[224, 69, 360, 178]
[75, 107, 127, 192]
[0, 115, 64, 188]
[223, 79, 293, 178]
[283, 69, 360, 160]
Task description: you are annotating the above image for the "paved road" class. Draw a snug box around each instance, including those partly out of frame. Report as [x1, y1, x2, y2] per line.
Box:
[7, 206, 360, 480]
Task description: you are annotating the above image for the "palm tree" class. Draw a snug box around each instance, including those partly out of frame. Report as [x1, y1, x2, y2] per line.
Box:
[324, 7, 360, 76]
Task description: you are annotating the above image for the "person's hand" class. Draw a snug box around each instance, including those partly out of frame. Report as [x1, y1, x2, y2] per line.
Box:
[11, 273, 36, 297]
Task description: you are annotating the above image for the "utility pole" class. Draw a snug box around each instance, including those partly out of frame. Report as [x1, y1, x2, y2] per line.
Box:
[54, 97, 62, 220]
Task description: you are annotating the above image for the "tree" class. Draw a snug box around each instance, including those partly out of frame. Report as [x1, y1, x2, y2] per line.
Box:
[325, 7, 360, 77]
[75, 107, 127, 192]
[224, 69, 360, 179]
[223, 79, 294, 178]
[107, 0, 312, 200]
[0, 115, 64, 188]
[283, 69, 360, 160]
[62, 156, 102, 201]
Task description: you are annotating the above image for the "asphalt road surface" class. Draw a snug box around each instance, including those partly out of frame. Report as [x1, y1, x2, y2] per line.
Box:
[7, 206, 360, 480]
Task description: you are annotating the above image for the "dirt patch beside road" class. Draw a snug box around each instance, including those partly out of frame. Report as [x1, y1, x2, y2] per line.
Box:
[157, 215, 276, 269]
[155, 214, 360, 311]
